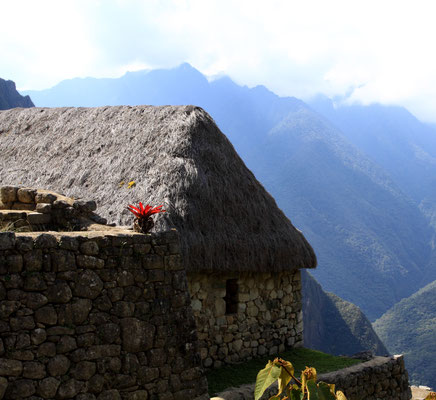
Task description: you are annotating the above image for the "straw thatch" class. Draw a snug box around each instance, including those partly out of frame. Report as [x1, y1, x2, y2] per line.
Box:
[0, 105, 316, 272]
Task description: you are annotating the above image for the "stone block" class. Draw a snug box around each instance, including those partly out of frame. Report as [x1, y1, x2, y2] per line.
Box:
[72, 361, 97, 380]
[143, 254, 164, 269]
[57, 378, 84, 399]
[76, 254, 105, 269]
[46, 281, 73, 303]
[80, 240, 100, 255]
[51, 249, 76, 272]
[35, 192, 57, 204]
[35, 305, 57, 325]
[117, 270, 135, 287]
[97, 390, 121, 400]
[34, 233, 57, 248]
[127, 390, 148, 400]
[6, 254, 23, 273]
[121, 318, 155, 352]
[74, 270, 104, 299]
[47, 355, 71, 376]
[0, 232, 15, 250]
[0, 359, 22, 376]
[0, 377, 7, 399]
[17, 188, 37, 203]
[36, 202, 52, 213]
[11, 202, 35, 210]
[37, 342, 56, 358]
[58, 236, 79, 251]
[1, 186, 18, 202]
[23, 361, 46, 379]
[6, 379, 36, 398]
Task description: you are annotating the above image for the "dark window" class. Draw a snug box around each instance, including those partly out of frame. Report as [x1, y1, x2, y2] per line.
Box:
[225, 279, 238, 314]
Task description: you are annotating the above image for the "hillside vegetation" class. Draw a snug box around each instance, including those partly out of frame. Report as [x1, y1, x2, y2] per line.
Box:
[302, 271, 388, 356]
[373, 280, 436, 389]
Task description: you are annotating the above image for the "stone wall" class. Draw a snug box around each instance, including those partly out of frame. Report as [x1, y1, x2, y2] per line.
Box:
[0, 186, 107, 232]
[211, 355, 411, 400]
[319, 355, 411, 400]
[0, 230, 209, 400]
[188, 270, 303, 368]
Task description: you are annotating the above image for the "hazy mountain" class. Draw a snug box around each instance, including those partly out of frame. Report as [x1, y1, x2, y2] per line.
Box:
[23, 63, 435, 320]
[303, 271, 389, 356]
[373, 280, 436, 389]
[309, 96, 436, 234]
[0, 78, 34, 110]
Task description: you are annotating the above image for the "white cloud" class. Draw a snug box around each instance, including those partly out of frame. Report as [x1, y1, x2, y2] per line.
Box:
[2, 0, 436, 121]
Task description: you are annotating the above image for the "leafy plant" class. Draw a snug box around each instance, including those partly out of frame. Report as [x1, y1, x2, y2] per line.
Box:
[254, 358, 347, 400]
[127, 202, 165, 233]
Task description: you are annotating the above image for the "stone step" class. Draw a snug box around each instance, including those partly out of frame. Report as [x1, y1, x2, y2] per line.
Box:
[0, 209, 51, 231]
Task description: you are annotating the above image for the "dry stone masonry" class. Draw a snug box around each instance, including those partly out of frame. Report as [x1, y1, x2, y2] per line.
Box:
[212, 355, 411, 400]
[0, 229, 209, 400]
[0, 186, 107, 232]
[0, 185, 413, 399]
[188, 270, 303, 368]
[319, 355, 411, 400]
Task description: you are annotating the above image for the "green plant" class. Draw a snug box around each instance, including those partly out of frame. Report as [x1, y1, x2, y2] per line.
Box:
[0, 219, 31, 232]
[206, 347, 361, 395]
[254, 358, 347, 400]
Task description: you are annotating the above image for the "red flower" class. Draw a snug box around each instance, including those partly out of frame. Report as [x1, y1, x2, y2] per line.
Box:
[127, 202, 166, 219]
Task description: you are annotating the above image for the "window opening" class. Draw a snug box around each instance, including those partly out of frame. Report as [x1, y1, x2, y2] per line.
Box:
[225, 279, 239, 314]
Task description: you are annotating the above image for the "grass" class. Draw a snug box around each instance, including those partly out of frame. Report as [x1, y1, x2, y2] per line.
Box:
[0, 220, 32, 232]
[206, 347, 362, 395]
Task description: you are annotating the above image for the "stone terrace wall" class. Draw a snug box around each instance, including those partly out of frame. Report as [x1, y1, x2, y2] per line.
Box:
[319, 355, 411, 400]
[0, 186, 107, 232]
[188, 270, 303, 368]
[0, 230, 209, 400]
[212, 355, 411, 400]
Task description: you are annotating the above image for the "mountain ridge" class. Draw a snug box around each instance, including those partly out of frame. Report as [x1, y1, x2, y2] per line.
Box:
[19, 63, 435, 320]
[0, 78, 34, 110]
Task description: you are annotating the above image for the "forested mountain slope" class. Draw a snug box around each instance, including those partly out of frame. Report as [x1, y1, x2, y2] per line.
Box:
[373, 280, 436, 389]
[302, 271, 388, 356]
[310, 96, 436, 237]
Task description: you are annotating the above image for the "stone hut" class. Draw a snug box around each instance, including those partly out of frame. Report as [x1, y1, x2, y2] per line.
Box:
[0, 105, 317, 367]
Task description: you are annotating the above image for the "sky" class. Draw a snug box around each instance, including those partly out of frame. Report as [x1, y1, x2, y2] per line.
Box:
[2, 0, 436, 122]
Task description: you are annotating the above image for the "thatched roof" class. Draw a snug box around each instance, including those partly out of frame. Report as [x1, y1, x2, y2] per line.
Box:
[0, 105, 316, 273]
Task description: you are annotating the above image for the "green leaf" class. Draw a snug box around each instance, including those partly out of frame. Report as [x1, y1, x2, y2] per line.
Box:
[254, 361, 282, 400]
[306, 380, 319, 400]
[277, 361, 294, 396]
[317, 382, 336, 400]
[336, 391, 347, 400]
[288, 386, 304, 400]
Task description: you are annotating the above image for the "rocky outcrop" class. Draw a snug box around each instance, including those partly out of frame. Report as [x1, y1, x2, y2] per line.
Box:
[0, 79, 34, 110]
[302, 271, 389, 356]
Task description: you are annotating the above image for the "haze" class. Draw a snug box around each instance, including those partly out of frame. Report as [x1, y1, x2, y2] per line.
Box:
[2, 0, 436, 122]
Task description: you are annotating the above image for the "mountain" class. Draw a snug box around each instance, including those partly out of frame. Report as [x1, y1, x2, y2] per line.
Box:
[0, 78, 34, 110]
[302, 271, 389, 356]
[373, 280, 436, 389]
[309, 96, 436, 233]
[20, 63, 435, 320]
